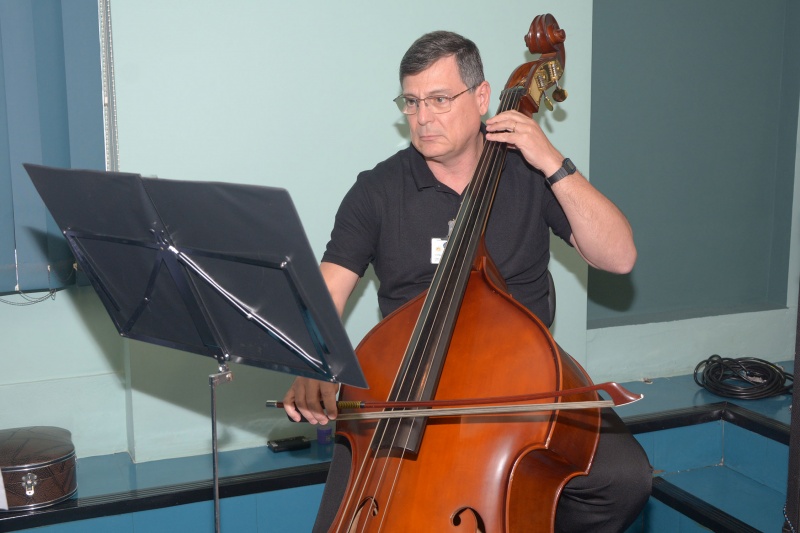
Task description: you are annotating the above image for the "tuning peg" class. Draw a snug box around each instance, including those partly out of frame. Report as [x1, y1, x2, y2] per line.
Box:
[545, 61, 568, 103]
[540, 93, 554, 112]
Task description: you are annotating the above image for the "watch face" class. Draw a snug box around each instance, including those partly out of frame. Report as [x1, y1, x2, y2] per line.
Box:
[565, 159, 577, 172]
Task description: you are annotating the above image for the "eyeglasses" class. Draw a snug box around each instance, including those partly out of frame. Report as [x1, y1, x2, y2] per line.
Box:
[393, 86, 474, 115]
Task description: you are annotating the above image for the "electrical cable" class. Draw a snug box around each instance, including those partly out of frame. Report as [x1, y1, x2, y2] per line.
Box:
[0, 290, 57, 306]
[693, 354, 793, 400]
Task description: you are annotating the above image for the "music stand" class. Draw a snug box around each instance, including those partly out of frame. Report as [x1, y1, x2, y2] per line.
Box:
[24, 164, 367, 532]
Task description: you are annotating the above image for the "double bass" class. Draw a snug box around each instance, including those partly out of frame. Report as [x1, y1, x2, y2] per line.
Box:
[322, 15, 635, 533]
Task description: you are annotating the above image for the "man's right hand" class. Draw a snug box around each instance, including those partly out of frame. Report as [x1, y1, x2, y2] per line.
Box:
[283, 377, 340, 425]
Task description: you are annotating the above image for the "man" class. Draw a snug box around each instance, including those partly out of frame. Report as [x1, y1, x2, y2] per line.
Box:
[284, 31, 652, 532]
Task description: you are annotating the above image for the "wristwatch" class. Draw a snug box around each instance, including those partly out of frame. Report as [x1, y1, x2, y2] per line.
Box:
[546, 158, 577, 187]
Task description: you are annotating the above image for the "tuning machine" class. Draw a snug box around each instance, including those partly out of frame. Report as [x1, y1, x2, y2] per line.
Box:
[540, 92, 554, 112]
[532, 59, 567, 112]
[547, 61, 568, 103]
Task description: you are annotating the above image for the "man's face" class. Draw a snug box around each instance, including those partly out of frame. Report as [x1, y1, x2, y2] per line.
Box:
[401, 55, 489, 166]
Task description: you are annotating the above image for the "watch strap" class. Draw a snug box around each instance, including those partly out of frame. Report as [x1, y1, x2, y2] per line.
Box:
[546, 158, 577, 187]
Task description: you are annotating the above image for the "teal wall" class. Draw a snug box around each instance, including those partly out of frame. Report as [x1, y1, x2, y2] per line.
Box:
[0, 0, 797, 466]
[108, 0, 595, 462]
[588, 0, 799, 327]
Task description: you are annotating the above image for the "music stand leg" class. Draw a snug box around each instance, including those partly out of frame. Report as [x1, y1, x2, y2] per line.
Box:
[209, 365, 233, 533]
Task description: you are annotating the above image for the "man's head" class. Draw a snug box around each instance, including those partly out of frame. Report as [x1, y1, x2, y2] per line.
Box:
[399, 31, 485, 89]
[398, 32, 491, 168]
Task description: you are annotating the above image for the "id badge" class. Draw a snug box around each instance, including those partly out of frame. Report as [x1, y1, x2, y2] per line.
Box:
[431, 238, 447, 264]
[431, 219, 455, 265]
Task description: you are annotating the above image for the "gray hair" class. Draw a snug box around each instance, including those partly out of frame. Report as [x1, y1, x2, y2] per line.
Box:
[399, 31, 485, 88]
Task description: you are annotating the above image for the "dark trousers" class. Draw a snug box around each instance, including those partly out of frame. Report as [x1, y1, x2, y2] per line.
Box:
[313, 408, 652, 533]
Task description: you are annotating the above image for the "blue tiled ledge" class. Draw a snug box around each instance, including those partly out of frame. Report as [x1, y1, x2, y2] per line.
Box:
[614, 360, 792, 427]
[76, 440, 335, 498]
[618, 363, 793, 533]
[1, 361, 793, 532]
[0, 442, 333, 532]
[651, 476, 765, 533]
[630, 407, 789, 532]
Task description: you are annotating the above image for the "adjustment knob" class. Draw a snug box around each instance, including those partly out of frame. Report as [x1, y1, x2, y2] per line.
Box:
[552, 87, 568, 102]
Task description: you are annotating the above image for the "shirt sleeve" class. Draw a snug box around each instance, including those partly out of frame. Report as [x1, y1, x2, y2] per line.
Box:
[321, 174, 379, 277]
[543, 184, 573, 245]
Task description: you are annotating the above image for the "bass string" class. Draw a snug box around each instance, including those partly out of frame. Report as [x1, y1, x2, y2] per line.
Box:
[392, 85, 521, 411]
[340, 404, 416, 533]
[400, 86, 521, 402]
[369, 85, 519, 460]
[379, 83, 519, 412]
[342, 86, 526, 532]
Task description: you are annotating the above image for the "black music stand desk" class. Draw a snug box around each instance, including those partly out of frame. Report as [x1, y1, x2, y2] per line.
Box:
[24, 163, 366, 531]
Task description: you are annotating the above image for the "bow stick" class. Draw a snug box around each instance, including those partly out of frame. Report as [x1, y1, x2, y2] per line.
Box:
[266, 381, 642, 421]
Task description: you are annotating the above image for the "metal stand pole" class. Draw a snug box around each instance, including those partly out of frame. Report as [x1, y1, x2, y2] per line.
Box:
[783, 283, 800, 532]
[209, 364, 233, 533]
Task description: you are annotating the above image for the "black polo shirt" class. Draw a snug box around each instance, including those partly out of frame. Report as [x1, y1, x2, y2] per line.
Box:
[322, 140, 572, 324]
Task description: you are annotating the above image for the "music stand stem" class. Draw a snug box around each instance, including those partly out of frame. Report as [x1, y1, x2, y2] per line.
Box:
[209, 365, 233, 533]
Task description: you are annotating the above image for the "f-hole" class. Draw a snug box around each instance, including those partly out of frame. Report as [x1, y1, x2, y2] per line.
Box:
[452, 506, 486, 532]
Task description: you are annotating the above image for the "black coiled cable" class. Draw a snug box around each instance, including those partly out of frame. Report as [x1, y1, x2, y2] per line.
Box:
[693, 355, 793, 399]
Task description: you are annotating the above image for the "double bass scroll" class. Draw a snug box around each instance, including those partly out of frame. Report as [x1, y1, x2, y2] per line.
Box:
[509, 13, 568, 115]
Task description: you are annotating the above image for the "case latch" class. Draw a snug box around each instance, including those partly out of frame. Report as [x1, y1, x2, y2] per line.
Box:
[22, 472, 38, 496]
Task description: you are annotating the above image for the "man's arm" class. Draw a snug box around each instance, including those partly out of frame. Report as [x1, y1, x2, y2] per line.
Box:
[555, 171, 636, 273]
[486, 110, 636, 273]
[282, 262, 360, 425]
